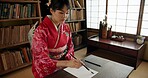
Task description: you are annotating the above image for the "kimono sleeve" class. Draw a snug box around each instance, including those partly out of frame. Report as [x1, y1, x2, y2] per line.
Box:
[31, 26, 57, 78]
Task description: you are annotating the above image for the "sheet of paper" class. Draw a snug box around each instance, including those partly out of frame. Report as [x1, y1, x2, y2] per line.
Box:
[64, 66, 98, 78]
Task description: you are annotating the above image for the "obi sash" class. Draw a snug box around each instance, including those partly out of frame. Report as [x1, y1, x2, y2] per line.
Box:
[48, 45, 67, 60]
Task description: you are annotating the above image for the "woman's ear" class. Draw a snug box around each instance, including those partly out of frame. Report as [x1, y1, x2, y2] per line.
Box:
[50, 8, 53, 14]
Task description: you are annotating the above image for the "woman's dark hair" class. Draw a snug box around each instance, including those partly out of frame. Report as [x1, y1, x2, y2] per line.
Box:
[49, 0, 70, 12]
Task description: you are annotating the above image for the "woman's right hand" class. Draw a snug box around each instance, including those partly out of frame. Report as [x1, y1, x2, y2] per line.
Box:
[66, 59, 82, 68]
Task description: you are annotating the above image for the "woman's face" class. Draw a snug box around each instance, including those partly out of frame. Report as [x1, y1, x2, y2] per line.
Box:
[50, 5, 69, 24]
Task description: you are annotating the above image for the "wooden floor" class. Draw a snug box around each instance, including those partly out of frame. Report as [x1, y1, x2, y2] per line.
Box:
[2, 48, 148, 78]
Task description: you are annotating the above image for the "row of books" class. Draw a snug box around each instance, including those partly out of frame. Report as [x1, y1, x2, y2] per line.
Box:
[0, 3, 37, 19]
[68, 22, 81, 33]
[69, 0, 85, 8]
[67, 9, 85, 21]
[0, 25, 32, 47]
[0, 47, 32, 72]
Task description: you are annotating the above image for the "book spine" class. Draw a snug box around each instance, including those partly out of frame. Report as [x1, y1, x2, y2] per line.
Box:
[0, 53, 4, 72]
[21, 48, 30, 63]
[1, 53, 8, 70]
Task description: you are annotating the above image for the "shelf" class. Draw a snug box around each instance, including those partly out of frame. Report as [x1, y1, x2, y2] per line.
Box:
[72, 29, 86, 33]
[0, 17, 41, 22]
[0, 41, 29, 50]
[0, 62, 32, 76]
[70, 8, 85, 10]
[0, 0, 40, 3]
[66, 19, 85, 23]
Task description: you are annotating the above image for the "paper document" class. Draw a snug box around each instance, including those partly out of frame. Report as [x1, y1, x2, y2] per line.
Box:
[64, 66, 98, 78]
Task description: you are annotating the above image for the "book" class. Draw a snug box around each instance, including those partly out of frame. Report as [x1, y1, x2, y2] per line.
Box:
[79, 0, 84, 8]
[20, 4, 24, 18]
[12, 4, 17, 19]
[8, 51, 16, 69]
[1, 51, 11, 70]
[77, 9, 84, 20]
[21, 48, 30, 63]
[8, 26, 13, 45]
[3, 26, 10, 45]
[72, 23, 76, 32]
[0, 53, 4, 72]
[68, 0, 73, 8]
[1, 52, 8, 70]
[27, 4, 32, 18]
[19, 25, 24, 42]
[0, 28, 4, 46]
[2, 3, 9, 19]
[9, 4, 14, 19]
[26, 47, 32, 61]
[15, 4, 20, 18]
[0, 3, 2, 19]
[74, 0, 82, 8]
[12, 26, 20, 44]
[5, 52, 12, 70]
[0, 28, 2, 46]
[71, 9, 77, 20]
[75, 22, 81, 31]
[19, 50, 26, 63]
[71, 0, 76, 8]
[73, 34, 82, 46]
[31, 4, 37, 17]
[15, 51, 24, 66]
[25, 25, 31, 41]
[11, 51, 19, 67]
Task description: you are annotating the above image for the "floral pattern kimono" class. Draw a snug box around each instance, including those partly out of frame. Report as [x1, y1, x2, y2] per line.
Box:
[31, 15, 74, 78]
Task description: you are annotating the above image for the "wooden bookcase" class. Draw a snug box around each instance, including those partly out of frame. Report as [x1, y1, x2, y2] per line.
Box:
[67, 0, 87, 51]
[0, 0, 42, 75]
[40, 0, 87, 51]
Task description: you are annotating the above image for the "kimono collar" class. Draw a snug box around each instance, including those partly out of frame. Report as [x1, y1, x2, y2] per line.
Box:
[47, 15, 60, 31]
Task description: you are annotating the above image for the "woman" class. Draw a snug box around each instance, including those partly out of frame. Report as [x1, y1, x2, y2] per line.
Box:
[31, 0, 82, 78]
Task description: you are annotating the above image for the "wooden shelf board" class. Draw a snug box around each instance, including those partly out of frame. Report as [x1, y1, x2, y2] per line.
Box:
[71, 8, 85, 10]
[72, 29, 86, 33]
[0, 17, 41, 22]
[0, 0, 39, 3]
[66, 19, 85, 23]
[0, 41, 29, 50]
[0, 62, 32, 76]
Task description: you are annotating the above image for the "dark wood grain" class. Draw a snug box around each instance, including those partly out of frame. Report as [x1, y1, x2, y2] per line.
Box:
[46, 55, 134, 78]
[87, 36, 146, 69]
[45, 69, 76, 78]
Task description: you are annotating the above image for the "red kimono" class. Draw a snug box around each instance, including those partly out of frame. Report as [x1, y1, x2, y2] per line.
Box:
[31, 16, 74, 78]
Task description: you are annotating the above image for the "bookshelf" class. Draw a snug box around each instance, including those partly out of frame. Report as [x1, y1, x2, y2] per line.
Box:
[0, 0, 42, 75]
[67, 0, 87, 51]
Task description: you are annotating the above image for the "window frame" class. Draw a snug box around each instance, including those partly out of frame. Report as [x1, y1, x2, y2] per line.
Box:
[86, 0, 148, 40]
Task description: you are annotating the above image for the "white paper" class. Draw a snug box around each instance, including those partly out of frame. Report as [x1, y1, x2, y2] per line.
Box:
[64, 66, 98, 78]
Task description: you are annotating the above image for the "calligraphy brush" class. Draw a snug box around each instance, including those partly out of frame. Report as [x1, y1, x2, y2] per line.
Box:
[70, 54, 94, 74]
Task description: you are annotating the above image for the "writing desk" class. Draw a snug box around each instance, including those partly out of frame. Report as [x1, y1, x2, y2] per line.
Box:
[87, 36, 146, 69]
[45, 55, 134, 78]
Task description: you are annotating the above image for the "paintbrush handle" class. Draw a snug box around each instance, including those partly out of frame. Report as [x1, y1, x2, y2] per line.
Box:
[70, 54, 94, 74]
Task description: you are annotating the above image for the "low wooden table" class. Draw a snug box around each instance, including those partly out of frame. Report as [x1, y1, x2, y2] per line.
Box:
[46, 55, 134, 78]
